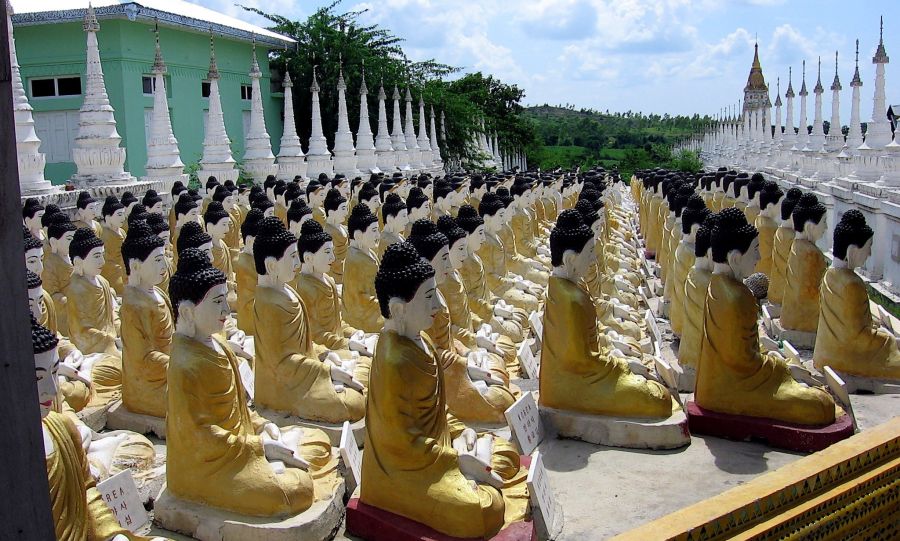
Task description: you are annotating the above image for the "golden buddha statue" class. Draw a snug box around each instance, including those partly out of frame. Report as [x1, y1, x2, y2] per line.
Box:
[145, 213, 173, 296]
[342, 204, 386, 333]
[203, 201, 237, 302]
[170, 193, 201, 269]
[780, 193, 828, 336]
[73, 192, 102, 237]
[252, 218, 367, 424]
[743, 173, 767, 227]
[753, 182, 784, 276]
[709, 172, 727, 212]
[119, 222, 172, 419]
[286, 199, 314, 237]
[404, 186, 432, 237]
[98, 196, 127, 295]
[814, 211, 900, 382]
[678, 215, 715, 381]
[23, 197, 46, 247]
[322, 188, 349, 285]
[731, 173, 749, 214]
[165, 248, 340, 517]
[296, 218, 373, 355]
[495, 188, 550, 285]
[695, 208, 837, 426]
[540, 210, 678, 422]
[669, 194, 709, 338]
[767, 188, 803, 305]
[306, 180, 328, 226]
[235, 209, 264, 335]
[360, 242, 528, 539]
[211, 186, 242, 256]
[376, 193, 407, 259]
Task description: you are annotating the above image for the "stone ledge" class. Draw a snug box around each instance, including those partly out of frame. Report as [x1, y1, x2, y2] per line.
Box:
[106, 400, 167, 439]
[540, 403, 691, 450]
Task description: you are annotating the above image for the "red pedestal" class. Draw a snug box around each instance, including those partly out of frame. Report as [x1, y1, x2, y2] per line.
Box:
[686, 401, 855, 453]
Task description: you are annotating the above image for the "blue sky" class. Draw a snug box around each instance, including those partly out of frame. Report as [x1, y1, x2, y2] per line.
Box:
[198, 0, 897, 122]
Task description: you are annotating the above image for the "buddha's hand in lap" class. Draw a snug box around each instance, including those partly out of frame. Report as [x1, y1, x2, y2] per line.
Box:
[455, 432, 503, 489]
[57, 362, 92, 386]
[349, 332, 373, 356]
[494, 302, 515, 319]
[262, 431, 310, 470]
[329, 363, 364, 392]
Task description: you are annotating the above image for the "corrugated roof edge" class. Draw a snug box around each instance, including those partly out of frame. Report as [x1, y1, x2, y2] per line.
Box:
[12, 4, 296, 48]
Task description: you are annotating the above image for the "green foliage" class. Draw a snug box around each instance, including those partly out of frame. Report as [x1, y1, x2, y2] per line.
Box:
[668, 149, 703, 173]
[185, 161, 201, 190]
[241, 2, 536, 169]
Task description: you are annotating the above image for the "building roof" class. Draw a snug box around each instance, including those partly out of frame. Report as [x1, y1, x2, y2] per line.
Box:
[743, 43, 768, 92]
[10, 0, 295, 48]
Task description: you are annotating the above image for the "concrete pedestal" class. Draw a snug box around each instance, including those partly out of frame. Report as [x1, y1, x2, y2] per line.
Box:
[540, 402, 691, 450]
[772, 318, 817, 349]
[106, 400, 166, 439]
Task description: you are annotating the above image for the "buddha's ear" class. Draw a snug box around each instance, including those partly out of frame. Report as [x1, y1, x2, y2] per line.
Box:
[562, 249, 578, 271]
[127, 257, 140, 277]
[263, 256, 279, 276]
[301, 251, 313, 266]
[177, 300, 195, 328]
[726, 249, 742, 273]
[387, 297, 406, 321]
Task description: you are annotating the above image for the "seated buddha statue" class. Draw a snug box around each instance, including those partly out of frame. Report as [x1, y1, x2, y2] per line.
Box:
[296, 219, 373, 355]
[360, 242, 529, 539]
[404, 187, 432, 236]
[43, 217, 76, 337]
[431, 181, 455, 221]
[695, 208, 837, 426]
[814, 210, 900, 382]
[709, 170, 727, 212]
[165, 248, 340, 517]
[167, 182, 187, 231]
[677, 215, 715, 385]
[455, 205, 530, 343]
[145, 213, 173, 294]
[235, 209, 264, 335]
[322, 189, 349, 285]
[170, 193, 201, 268]
[64, 228, 123, 404]
[409, 220, 516, 424]
[767, 188, 803, 306]
[753, 181, 783, 277]
[495, 187, 549, 286]
[23, 197, 45, 244]
[141, 189, 164, 216]
[98, 196, 127, 295]
[437, 215, 521, 375]
[540, 210, 679, 423]
[356, 182, 382, 224]
[120, 222, 172, 419]
[731, 173, 750, 214]
[476, 194, 543, 311]
[252, 217, 367, 423]
[73, 192, 102, 237]
[655, 179, 678, 283]
[305, 180, 327, 226]
[743, 173, 766, 226]
[341, 204, 385, 333]
[780, 193, 828, 336]
[377, 193, 407, 259]
[669, 195, 710, 338]
[719, 172, 737, 210]
[287, 199, 313, 237]
[210, 186, 241, 255]
[120, 191, 139, 230]
[176, 221, 213, 264]
[204, 201, 237, 303]
[509, 181, 551, 265]
[576, 200, 641, 311]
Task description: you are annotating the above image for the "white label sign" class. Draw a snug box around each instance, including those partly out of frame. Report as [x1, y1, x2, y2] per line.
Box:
[97, 470, 148, 532]
[527, 451, 558, 535]
[504, 392, 544, 455]
[644, 309, 661, 345]
[529, 311, 544, 340]
[339, 421, 363, 489]
[238, 360, 255, 401]
[518, 338, 541, 380]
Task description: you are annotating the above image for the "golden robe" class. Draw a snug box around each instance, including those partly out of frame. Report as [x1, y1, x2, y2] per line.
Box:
[166, 334, 338, 516]
[754, 215, 778, 277]
[234, 251, 257, 335]
[44, 251, 73, 335]
[477, 234, 541, 313]
[323, 222, 348, 284]
[294, 272, 358, 351]
[99, 226, 126, 295]
[768, 226, 795, 305]
[745, 206, 760, 228]
[499, 224, 548, 285]
[813, 268, 900, 380]
[376, 230, 404, 259]
[711, 192, 726, 212]
[539, 277, 673, 418]
[669, 242, 695, 337]
[678, 266, 712, 369]
[38, 294, 91, 412]
[458, 255, 528, 343]
[44, 411, 148, 541]
[645, 196, 661, 252]
[225, 207, 242, 254]
[73, 219, 101, 237]
[120, 287, 172, 418]
[696, 273, 836, 425]
[312, 207, 326, 226]
[253, 285, 367, 423]
[780, 239, 827, 333]
[361, 331, 528, 539]
[342, 246, 384, 334]
[658, 217, 674, 283]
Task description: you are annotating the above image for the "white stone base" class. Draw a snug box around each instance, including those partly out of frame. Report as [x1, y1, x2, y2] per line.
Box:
[306, 155, 334, 180]
[153, 480, 345, 541]
[71, 172, 136, 187]
[198, 167, 239, 185]
[831, 370, 900, 395]
[256, 407, 364, 448]
[23, 177, 182, 213]
[671, 360, 696, 393]
[244, 162, 280, 185]
[106, 400, 166, 439]
[772, 318, 817, 349]
[540, 403, 690, 450]
[277, 160, 308, 181]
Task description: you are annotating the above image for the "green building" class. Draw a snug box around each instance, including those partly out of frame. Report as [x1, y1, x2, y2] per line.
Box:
[11, 0, 294, 184]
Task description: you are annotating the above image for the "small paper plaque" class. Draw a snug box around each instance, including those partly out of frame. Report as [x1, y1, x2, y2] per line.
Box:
[782, 341, 801, 365]
[97, 470, 148, 532]
[518, 338, 541, 380]
[527, 451, 558, 535]
[529, 311, 544, 340]
[504, 392, 544, 455]
[339, 421, 363, 490]
[238, 360, 255, 401]
[644, 309, 661, 344]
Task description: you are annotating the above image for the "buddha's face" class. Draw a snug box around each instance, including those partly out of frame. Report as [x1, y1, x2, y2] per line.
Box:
[357, 222, 381, 251]
[82, 202, 100, 221]
[570, 238, 597, 279]
[198, 241, 214, 262]
[191, 283, 230, 338]
[78, 246, 105, 277]
[132, 247, 167, 287]
[330, 202, 349, 224]
[289, 220, 303, 237]
[730, 237, 760, 279]
[106, 208, 126, 229]
[365, 196, 380, 210]
[25, 247, 44, 276]
[149, 201, 164, 214]
[34, 348, 59, 418]
[267, 243, 300, 283]
[391, 277, 440, 335]
[177, 208, 200, 228]
[27, 285, 43, 320]
[806, 215, 827, 241]
[25, 210, 44, 231]
[386, 209, 408, 232]
[238, 193, 250, 206]
[483, 211, 502, 233]
[207, 217, 232, 240]
[223, 195, 237, 211]
[337, 182, 350, 198]
[468, 225, 486, 252]
[310, 189, 325, 207]
[448, 238, 468, 270]
[847, 237, 874, 269]
[429, 246, 452, 285]
[306, 241, 335, 274]
[50, 231, 75, 257]
[413, 202, 431, 221]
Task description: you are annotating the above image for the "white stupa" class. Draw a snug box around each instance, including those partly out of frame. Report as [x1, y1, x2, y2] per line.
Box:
[71, 4, 134, 186]
[404, 88, 424, 172]
[276, 71, 308, 181]
[332, 64, 360, 178]
[354, 66, 377, 175]
[142, 26, 187, 187]
[416, 95, 433, 170]
[374, 81, 397, 172]
[391, 86, 411, 173]
[305, 66, 334, 179]
[198, 35, 238, 184]
[242, 40, 278, 184]
[825, 51, 844, 152]
[7, 0, 51, 194]
[429, 105, 443, 175]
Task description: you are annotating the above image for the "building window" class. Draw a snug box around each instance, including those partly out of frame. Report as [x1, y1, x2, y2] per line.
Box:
[201, 81, 211, 98]
[30, 76, 82, 98]
[34, 110, 80, 162]
[142, 75, 171, 97]
[241, 84, 252, 101]
[270, 67, 283, 94]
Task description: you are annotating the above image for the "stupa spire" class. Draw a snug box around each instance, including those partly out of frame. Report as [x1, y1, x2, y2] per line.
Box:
[374, 79, 396, 171]
[862, 15, 892, 150]
[429, 104, 443, 173]
[7, 0, 51, 192]
[826, 51, 843, 151]
[416, 92, 433, 170]
[783, 66, 796, 148]
[797, 60, 809, 150]
[306, 64, 334, 178]
[808, 56, 826, 150]
[144, 23, 186, 181]
[276, 71, 308, 180]
[847, 39, 864, 151]
[332, 57, 360, 178]
[404, 86, 424, 171]
[391, 86, 411, 172]
[242, 37, 278, 183]
[198, 33, 237, 183]
[774, 77, 783, 145]
[71, 3, 132, 185]
[355, 63, 377, 174]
